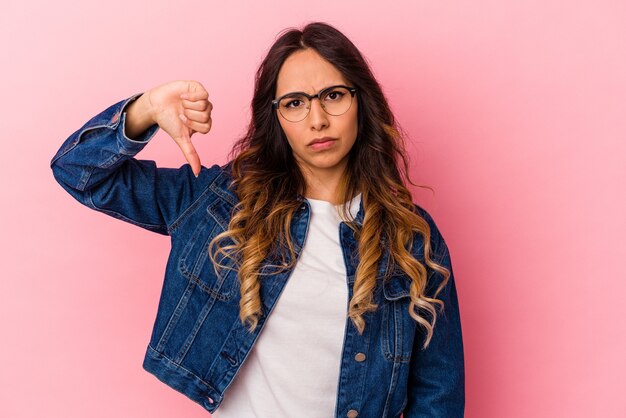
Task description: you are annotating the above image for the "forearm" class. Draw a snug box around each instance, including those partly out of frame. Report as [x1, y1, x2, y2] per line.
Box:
[50, 93, 159, 193]
[50, 93, 167, 234]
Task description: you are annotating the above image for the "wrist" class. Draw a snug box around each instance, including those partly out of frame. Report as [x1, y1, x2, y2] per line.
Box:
[124, 91, 157, 140]
[131, 91, 156, 125]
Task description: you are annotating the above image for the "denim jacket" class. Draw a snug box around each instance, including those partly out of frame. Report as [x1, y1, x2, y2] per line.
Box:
[50, 93, 465, 418]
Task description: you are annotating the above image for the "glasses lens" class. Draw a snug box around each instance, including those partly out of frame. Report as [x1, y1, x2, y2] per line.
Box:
[279, 94, 309, 122]
[321, 87, 353, 116]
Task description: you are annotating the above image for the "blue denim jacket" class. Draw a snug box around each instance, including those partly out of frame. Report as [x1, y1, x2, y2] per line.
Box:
[50, 93, 465, 417]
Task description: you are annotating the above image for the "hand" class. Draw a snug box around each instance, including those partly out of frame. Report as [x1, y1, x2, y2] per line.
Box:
[146, 80, 213, 177]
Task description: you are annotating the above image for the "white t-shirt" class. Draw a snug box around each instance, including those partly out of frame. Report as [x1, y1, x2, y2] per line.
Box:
[212, 192, 362, 418]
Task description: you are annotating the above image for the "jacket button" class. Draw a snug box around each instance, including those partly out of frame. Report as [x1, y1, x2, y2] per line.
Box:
[347, 410, 359, 417]
[354, 352, 366, 362]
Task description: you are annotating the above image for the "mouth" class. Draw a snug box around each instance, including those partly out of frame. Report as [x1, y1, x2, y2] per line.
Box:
[308, 136, 337, 146]
[308, 137, 337, 151]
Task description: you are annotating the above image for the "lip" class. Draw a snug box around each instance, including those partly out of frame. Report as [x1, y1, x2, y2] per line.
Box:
[308, 136, 337, 146]
[309, 139, 337, 151]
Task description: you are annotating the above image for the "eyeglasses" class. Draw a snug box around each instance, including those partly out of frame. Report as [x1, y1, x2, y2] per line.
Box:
[272, 85, 357, 123]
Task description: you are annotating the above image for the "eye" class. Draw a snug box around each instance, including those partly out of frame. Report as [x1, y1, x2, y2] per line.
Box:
[285, 99, 303, 108]
[325, 90, 345, 101]
[280, 94, 307, 109]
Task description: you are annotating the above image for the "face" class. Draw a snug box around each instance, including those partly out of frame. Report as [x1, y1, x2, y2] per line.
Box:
[275, 48, 358, 184]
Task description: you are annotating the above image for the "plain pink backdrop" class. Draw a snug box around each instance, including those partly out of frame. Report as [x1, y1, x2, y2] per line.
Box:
[1, 0, 625, 417]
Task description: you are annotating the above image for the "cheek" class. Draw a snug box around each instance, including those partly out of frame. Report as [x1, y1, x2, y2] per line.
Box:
[345, 115, 359, 142]
[279, 124, 302, 150]
[347, 105, 358, 136]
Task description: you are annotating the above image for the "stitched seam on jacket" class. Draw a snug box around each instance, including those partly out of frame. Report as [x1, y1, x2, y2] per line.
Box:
[167, 168, 223, 235]
[86, 189, 168, 233]
[147, 344, 218, 391]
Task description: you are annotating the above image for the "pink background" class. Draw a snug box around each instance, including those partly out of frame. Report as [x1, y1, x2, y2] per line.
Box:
[1, 0, 625, 417]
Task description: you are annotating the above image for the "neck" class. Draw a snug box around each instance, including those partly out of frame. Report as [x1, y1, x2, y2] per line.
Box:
[302, 167, 349, 205]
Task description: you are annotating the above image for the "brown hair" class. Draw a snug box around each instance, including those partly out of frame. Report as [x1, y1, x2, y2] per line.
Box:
[208, 21, 450, 349]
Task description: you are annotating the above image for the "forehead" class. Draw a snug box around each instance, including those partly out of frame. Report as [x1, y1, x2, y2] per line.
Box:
[276, 49, 348, 96]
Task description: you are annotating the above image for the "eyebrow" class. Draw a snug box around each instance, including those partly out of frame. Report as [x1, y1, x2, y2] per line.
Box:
[276, 83, 346, 98]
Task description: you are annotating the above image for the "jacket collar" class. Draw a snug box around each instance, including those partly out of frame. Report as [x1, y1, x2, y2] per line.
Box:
[210, 165, 407, 299]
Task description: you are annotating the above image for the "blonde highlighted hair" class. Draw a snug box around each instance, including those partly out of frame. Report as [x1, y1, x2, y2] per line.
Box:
[208, 22, 450, 349]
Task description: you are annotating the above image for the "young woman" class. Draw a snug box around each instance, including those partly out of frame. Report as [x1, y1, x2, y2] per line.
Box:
[51, 22, 464, 418]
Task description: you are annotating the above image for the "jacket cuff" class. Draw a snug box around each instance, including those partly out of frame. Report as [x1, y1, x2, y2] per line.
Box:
[115, 93, 160, 155]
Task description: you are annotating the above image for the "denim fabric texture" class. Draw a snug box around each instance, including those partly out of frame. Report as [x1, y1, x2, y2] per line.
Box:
[50, 93, 465, 417]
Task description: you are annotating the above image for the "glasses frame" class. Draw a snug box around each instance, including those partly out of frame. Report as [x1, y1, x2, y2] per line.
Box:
[271, 84, 358, 122]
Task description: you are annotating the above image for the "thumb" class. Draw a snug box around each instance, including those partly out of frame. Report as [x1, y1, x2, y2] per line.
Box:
[175, 129, 202, 178]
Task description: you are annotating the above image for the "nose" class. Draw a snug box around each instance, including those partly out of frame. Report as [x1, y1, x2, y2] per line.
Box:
[307, 97, 329, 130]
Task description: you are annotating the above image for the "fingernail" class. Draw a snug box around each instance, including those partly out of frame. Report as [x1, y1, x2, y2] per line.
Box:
[180, 93, 188, 99]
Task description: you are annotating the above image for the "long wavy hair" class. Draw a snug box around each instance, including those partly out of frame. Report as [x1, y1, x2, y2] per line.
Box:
[208, 21, 450, 349]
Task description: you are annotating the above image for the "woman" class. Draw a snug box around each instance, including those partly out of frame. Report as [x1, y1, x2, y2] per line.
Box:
[51, 22, 464, 418]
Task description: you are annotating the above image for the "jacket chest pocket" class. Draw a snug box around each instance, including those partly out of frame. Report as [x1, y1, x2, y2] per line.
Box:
[380, 272, 416, 363]
[177, 198, 239, 302]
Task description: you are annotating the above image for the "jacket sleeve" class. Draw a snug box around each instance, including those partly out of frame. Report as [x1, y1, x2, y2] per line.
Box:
[403, 206, 465, 417]
[50, 92, 223, 236]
